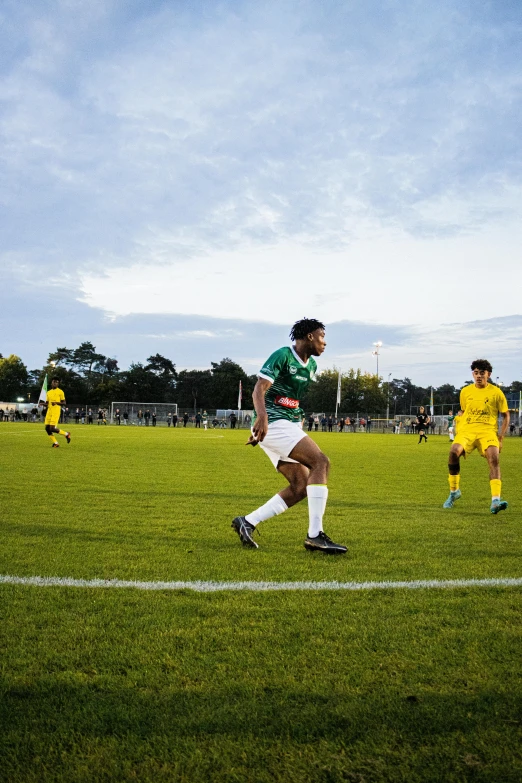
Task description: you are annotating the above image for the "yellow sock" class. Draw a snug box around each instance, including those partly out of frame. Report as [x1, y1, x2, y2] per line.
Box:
[48, 435, 58, 445]
[490, 479, 501, 499]
[449, 474, 460, 492]
[58, 430, 67, 436]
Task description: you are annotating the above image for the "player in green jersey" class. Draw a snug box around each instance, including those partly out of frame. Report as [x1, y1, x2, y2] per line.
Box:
[231, 318, 347, 555]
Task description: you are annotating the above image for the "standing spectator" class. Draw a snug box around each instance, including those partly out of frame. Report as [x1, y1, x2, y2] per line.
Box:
[212, 417, 219, 428]
[88, 408, 93, 424]
[321, 415, 327, 432]
[244, 414, 252, 427]
[75, 408, 80, 424]
[366, 416, 372, 432]
[405, 418, 411, 434]
[63, 407, 69, 423]
[314, 415, 319, 431]
[98, 409, 104, 425]
[152, 411, 157, 427]
[327, 415, 333, 432]
[430, 419, 436, 435]
[144, 409, 151, 426]
[31, 407, 38, 423]
[230, 412, 237, 429]
[167, 412, 172, 428]
[80, 408, 86, 424]
[195, 412, 202, 428]
[183, 412, 189, 427]
[349, 417, 356, 432]
[115, 408, 121, 425]
[308, 414, 314, 432]
[338, 417, 344, 433]
[203, 410, 209, 430]
[173, 413, 178, 428]
[123, 410, 129, 425]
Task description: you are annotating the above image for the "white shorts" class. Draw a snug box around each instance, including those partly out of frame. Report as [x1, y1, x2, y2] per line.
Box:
[256, 419, 307, 470]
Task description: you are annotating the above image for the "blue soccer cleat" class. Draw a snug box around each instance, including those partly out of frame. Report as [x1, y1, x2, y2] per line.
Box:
[443, 490, 461, 508]
[490, 499, 508, 515]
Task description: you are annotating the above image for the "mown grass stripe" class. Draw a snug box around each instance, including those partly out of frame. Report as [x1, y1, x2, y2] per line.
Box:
[1, 574, 521, 592]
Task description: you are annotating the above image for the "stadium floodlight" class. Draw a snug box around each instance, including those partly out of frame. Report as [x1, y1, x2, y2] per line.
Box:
[17, 397, 24, 402]
[372, 341, 382, 377]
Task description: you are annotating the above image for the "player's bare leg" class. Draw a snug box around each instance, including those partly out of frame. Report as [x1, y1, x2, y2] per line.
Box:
[276, 462, 309, 507]
[485, 445, 508, 514]
[45, 424, 71, 447]
[443, 443, 463, 508]
[230, 462, 308, 550]
[285, 437, 346, 553]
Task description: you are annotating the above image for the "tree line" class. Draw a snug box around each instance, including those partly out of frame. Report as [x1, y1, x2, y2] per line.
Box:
[1, 343, 520, 414]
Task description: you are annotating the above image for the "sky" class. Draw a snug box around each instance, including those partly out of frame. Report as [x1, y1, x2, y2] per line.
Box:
[2, 0, 522, 385]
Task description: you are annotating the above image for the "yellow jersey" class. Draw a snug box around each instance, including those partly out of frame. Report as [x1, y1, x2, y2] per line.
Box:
[46, 387, 65, 408]
[459, 383, 508, 430]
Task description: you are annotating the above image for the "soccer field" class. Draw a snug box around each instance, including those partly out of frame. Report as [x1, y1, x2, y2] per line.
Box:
[2, 425, 521, 782]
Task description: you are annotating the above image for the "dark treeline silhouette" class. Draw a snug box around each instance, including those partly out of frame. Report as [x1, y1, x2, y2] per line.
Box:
[1, 344, 521, 413]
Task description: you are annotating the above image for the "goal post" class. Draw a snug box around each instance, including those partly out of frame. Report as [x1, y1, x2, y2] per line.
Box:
[110, 402, 178, 425]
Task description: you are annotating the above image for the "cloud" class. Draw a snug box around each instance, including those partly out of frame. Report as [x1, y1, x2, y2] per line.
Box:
[2, 280, 520, 386]
[1, 0, 522, 382]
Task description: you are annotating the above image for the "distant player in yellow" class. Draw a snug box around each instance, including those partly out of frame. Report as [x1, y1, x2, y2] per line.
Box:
[443, 360, 509, 514]
[41, 377, 71, 448]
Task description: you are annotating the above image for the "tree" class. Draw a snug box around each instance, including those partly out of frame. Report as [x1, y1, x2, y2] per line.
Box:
[176, 369, 213, 411]
[209, 358, 250, 409]
[0, 355, 29, 401]
[72, 342, 106, 380]
[304, 368, 386, 415]
[47, 347, 75, 366]
[145, 354, 177, 402]
[118, 363, 157, 402]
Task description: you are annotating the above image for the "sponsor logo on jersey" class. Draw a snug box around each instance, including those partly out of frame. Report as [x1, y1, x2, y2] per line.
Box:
[274, 395, 299, 409]
[289, 366, 297, 375]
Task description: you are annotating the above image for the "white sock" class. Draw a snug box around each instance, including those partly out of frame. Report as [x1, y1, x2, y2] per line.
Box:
[245, 494, 288, 526]
[307, 484, 328, 537]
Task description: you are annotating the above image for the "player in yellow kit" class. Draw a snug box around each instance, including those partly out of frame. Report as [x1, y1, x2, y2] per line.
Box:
[41, 377, 71, 448]
[443, 360, 509, 514]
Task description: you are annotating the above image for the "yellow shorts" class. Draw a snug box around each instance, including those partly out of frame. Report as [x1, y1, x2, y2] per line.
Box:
[453, 428, 499, 457]
[45, 410, 61, 426]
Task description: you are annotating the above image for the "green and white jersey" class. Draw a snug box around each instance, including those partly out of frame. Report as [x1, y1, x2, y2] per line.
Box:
[447, 415, 455, 428]
[257, 346, 318, 424]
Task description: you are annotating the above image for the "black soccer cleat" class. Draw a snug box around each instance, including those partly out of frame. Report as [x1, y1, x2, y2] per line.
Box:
[52, 443, 60, 448]
[65, 432, 71, 444]
[304, 531, 347, 555]
[231, 516, 258, 549]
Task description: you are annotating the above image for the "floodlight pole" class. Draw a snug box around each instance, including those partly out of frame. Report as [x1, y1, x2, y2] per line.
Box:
[386, 372, 391, 430]
[372, 341, 382, 378]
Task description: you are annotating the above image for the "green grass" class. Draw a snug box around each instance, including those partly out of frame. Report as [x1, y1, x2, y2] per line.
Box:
[1, 424, 521, 782]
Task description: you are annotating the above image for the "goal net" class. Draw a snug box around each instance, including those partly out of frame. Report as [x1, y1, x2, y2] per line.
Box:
[110, 402, 178, 425]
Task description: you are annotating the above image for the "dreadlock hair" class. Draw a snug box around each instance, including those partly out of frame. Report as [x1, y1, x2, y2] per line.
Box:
[470, 359, 492, 373]
[289, 318, 326, 342]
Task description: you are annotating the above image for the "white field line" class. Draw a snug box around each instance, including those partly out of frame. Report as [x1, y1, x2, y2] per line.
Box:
[1, 575, 521, 593]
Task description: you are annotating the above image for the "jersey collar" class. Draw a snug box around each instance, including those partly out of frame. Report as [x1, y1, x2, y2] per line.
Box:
[290, 345, 310, 367]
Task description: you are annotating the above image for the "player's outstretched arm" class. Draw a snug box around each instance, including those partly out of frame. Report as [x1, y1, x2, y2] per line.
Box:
[498, 411, 510, 452]
[249, 378, 272, 444]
